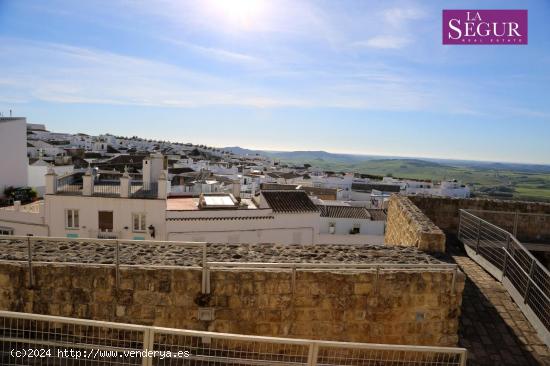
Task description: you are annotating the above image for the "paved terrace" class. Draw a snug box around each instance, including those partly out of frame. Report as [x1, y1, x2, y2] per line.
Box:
[446, 237, 550, 366]
[0, 239, 442, 266]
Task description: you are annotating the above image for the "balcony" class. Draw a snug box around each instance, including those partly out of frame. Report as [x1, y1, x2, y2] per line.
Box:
[53, 172, 163, 199]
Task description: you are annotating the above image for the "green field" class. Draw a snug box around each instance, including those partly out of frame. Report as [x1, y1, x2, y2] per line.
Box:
[279, 158, 550, 202]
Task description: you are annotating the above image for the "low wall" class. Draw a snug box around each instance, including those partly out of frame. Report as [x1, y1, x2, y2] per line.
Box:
[385, 195, 446, 252]
[0, 262, 464, 347]
[409, 196, 550, 241]
[317, 234, 385, 245]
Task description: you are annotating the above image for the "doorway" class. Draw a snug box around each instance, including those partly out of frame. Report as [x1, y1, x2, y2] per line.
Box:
[98, 211, 113, 232]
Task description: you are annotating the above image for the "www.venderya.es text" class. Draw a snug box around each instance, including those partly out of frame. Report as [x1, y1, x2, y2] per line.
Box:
[11, 348, 191, 359]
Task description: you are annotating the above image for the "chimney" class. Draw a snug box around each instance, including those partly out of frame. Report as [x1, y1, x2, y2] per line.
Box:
[143, 152, 164, 185]
[232, 180, 241, 199]
[120, 166, 131, 198]
[83, 168, 94, 196]
[45, 166, 57, 195]
[157, 171, 169, 199]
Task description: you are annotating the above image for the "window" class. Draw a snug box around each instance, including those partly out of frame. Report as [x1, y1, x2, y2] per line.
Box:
[0, 227, 14, 235]
[132, 213, 146, 232]
[65, 209, 79, 229]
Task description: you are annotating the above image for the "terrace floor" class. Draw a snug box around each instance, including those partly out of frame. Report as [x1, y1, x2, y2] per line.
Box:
[447, 237, 550, 365]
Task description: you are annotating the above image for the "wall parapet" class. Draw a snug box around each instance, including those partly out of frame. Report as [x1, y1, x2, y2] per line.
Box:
[0, 261, 464, 347]
[385, 195, 445, 253]
[409, 196, 550, 241]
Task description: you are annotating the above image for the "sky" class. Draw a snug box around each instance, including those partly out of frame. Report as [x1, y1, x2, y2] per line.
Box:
[0, 0, 549, 164]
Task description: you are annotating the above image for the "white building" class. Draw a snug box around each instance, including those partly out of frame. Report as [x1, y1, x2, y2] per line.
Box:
[311, 173, 354, 200]
[317, 204, 386, 245]
[166, 190, 320, 244]
[0, 117, 28, 196]
[0, 152, 387, 245]
[27, 160, 74, 197]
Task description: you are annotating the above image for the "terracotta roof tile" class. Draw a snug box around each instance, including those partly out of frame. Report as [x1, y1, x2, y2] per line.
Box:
[262, 191, 319, 213]
[317, 205, 371, 219]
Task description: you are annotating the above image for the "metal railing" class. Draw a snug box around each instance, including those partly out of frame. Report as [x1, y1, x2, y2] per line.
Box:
[93, 182, 121, 197]
[0, 235, 459, 298]
[458, 209, 550, 347]
[0, 235, 208, 293]
[0, 311, 468, 366]
[56, 173, 84, 194]
[130, 182, 158, 198]
[464, 209, 550, 242]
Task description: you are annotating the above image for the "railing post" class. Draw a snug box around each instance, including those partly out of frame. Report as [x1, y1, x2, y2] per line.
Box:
[513, 211, 519, 237]
[27, 236, 33, 288]
[476, 219, 482, 254]
[201, 244, 208, 294]
[523, 259, 536, 304]
[307, 342, 319, 366]
[457, 210, 463, 240]
[501, 236, 510, 280]
[142, 328, 154, 366]
[460, 349, 468, 366]
[115, 240, 120, 291]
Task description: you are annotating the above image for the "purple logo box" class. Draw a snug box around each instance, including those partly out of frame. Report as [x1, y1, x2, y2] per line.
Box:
[443, 10, 527, 45]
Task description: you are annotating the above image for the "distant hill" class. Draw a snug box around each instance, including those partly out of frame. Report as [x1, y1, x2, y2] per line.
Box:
[224, 146, 550, 173]
[224, 147, 373, 163]
[223, 146, 550, 201]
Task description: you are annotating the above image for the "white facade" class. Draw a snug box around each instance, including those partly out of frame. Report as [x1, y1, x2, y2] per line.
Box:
[166, 207, 319, 245]
[44, 194, 166, 240]
[319, 217, 385, 236]
[28, 161, 74, 197]
[0, 118, 28, 195]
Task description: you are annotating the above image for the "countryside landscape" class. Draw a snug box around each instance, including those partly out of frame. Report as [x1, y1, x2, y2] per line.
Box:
[227, 147, 550, 202]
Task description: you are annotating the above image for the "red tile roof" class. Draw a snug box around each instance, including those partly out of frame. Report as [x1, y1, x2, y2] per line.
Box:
[262, 191, 319, 213]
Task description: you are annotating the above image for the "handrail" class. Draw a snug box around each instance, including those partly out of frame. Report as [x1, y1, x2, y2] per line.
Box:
[206, 261, 457, 269]
[0, 234, 459, 299]
[502, 248, 550, 304]
[458, 209, 549, 347]
[0, 310, 468, 366]
[465, 208, 550, 218]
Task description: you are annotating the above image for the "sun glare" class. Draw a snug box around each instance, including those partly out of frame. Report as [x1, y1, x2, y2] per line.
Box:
[206, 0, 267, 29]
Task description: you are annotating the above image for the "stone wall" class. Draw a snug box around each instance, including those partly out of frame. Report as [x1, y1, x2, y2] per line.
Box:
[409, 196, 550, 241]
[0, 262, 464, 347]
[385, 195, 446, 252]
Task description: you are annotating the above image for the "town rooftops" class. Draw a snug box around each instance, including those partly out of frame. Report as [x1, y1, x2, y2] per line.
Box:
[0, 117, 26, 123]
[261, 183, 297, 191]
[260, 183, 337, 198]
[261, 190, 319, 213]
[198, 193, 238, 209]
[317, 205, 372, 219]
[169, 167, 196, 175]
[266, 172, 303, 180]
[366, 209, 387, 221]
[167, 194, 258, 211]
[352, 183, 401, 193]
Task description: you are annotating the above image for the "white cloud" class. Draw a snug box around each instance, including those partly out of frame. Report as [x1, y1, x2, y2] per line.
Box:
[352, 35, 411, 49]
[0, 36, 507, 117]
[159, 37, 265, 66]
[383, 6, 426, 28]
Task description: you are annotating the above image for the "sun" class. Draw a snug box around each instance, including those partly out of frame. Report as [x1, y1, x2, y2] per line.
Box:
[206, 0, 267, 29]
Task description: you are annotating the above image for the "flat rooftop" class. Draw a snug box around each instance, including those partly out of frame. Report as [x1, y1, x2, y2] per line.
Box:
[167, 197, 258, 211]
[0, 239, 442, 267]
